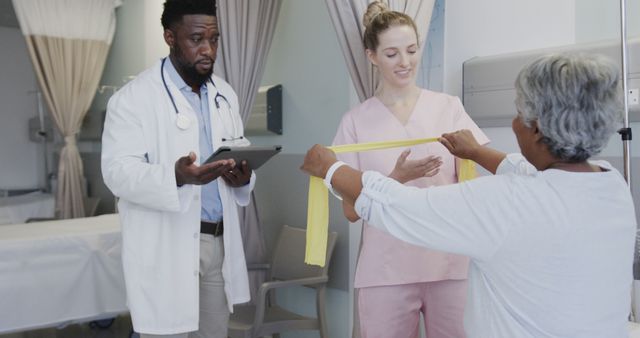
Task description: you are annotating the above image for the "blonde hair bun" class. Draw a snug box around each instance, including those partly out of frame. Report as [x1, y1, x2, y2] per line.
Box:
[362, 1, 389, 29]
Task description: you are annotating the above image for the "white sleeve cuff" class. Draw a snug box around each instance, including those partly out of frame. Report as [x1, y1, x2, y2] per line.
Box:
[354, 171, 391, 222]
[323, 161, 346, 200]
[177, 182, 195, 212]
[232, 171, 256, 206]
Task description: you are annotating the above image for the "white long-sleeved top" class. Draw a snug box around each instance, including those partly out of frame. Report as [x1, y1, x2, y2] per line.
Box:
[355, 153, 636, 337]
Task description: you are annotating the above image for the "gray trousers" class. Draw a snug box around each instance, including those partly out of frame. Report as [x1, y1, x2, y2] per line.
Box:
[141, 234, 229, 338]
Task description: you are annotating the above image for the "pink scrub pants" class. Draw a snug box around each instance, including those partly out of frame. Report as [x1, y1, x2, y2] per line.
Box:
[358, 279, 467, 338]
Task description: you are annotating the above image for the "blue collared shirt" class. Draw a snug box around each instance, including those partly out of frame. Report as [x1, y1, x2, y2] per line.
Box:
[165, 58, 223, 222]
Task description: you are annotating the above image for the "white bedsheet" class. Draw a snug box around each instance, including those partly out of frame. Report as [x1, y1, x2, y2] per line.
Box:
[0, 214, 127, 334]
[631, 321, 640, 337]
[0, 192, 55, 225]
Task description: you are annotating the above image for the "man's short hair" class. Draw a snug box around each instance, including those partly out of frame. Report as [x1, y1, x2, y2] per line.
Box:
[161, 0, 217, 30]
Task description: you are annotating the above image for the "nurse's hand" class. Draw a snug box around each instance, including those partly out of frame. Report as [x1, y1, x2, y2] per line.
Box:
[300, 144, 337, 178]
[175, 152, 235, 186]
[389, 149, 442, 184]
[221, 160, 252, 187]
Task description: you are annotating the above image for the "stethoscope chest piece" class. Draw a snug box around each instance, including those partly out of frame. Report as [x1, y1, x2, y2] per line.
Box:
[176, 113, 191, 130]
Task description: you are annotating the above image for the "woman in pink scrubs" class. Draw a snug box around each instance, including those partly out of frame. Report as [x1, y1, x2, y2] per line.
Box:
[333, 2, 489, 337]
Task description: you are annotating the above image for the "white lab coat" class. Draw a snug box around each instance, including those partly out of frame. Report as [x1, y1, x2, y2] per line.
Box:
[101, 59, 254, 334]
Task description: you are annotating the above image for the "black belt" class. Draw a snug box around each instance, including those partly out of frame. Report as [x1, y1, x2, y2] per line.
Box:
[201, 220, 223, 237]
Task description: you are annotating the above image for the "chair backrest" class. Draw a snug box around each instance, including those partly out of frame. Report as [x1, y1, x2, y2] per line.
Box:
[270, 225, 337, 281]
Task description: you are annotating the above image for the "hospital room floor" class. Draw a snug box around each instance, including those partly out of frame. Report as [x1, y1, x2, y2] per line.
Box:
[0, 315, 134, 338]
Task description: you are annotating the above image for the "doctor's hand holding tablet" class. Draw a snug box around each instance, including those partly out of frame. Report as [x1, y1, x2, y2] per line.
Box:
[220, 160, 252, 187]
[175, 145, 282, 187]
[174, 151, 240, 187]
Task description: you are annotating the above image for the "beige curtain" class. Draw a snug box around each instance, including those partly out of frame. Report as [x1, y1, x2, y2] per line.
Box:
[324, 1, 435, 336]
[215, 0, 282, 304]
[13, 0, 120, 219]
[325, 0, 434, 102]
[215, 0, 283, 123]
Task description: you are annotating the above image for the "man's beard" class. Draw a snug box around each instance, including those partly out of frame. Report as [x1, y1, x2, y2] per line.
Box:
[173, 47, 213, 86]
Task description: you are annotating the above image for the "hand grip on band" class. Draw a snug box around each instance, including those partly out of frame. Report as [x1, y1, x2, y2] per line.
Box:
[304, 137, 477, 267]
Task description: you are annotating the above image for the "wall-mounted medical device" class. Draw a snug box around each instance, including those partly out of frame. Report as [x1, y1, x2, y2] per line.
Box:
[246, 84, 283, 135]
[463, 36, 640, 127]
[28, 116, 54, 142]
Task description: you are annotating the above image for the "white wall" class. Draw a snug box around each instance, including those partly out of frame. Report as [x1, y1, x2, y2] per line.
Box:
[0, 27, 42, 190]
[443, 0, 577, 153]
[443, 0, 576, 98]
[96, 0, 147, 96]
[94, 0, 164, 108]
[99, 0, 165, 85]
[142, 0, 167, 67]
[249, 0, 350, 154]
[575, 0, 640, 43]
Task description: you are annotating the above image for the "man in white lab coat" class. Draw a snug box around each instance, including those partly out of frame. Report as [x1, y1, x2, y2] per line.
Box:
[101, 0, 255, 337]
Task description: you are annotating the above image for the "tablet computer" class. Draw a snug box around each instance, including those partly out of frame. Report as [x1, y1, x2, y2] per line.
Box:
[205, 145, 282, 170]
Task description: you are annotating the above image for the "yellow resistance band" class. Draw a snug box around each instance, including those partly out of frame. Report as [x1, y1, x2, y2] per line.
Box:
[304, 138, 477, 267]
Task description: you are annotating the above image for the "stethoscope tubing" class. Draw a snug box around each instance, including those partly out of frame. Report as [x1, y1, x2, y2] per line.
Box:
[161, 57, 180, 117]
[161, 57, 243, 141]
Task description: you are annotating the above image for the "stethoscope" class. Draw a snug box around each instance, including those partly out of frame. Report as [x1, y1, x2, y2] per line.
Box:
[161, 57, 244, 142]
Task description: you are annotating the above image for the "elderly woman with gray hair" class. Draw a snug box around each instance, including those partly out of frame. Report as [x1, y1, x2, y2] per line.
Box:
[302, 53, 636, 337]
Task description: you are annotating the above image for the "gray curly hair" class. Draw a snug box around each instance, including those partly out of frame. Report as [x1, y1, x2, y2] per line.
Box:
[514, 53, 622, 162]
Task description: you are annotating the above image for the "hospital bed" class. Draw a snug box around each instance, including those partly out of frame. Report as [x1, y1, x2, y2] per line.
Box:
[0, 191, 55, 225]
[0, 213, 127, 334]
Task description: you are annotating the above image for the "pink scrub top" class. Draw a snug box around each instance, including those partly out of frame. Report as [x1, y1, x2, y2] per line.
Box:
[333, 89, 490, 288]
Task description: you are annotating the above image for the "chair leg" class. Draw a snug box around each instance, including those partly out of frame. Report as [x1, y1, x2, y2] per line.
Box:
[316, 286, 328, 338]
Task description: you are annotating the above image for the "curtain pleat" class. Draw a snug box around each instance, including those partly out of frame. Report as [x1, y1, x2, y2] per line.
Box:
[216, 0, 282, 124]
[215, 0, 282, 305]
[13, 0, 119, 218]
